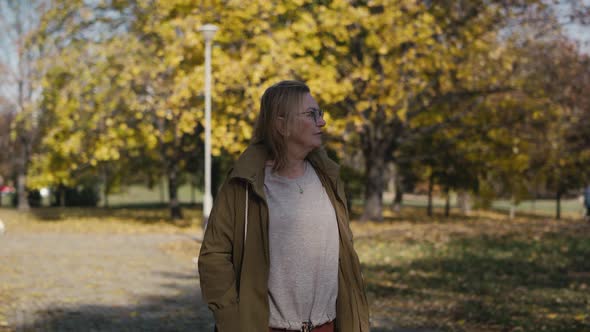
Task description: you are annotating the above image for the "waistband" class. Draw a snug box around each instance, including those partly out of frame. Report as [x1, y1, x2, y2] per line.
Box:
[269, 319, 334, 332]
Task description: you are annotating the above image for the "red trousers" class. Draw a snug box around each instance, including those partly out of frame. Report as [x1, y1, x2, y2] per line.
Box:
[269, 320, 334, 332]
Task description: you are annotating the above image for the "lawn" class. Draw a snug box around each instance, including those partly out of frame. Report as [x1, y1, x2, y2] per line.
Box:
[352, 207, 590, 332]
[0, 206, 588, 332]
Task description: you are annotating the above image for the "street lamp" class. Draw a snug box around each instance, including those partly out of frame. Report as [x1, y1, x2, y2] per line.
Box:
[199, 24, 218, 229]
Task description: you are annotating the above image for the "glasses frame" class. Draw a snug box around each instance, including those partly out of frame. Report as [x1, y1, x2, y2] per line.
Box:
[299, 107, 324, 125]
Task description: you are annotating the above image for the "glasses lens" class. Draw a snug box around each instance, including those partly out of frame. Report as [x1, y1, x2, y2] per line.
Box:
[312, 109, 324, 124]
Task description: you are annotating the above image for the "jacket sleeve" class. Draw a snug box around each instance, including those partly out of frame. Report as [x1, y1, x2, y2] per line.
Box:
[198, 179, 241, 331]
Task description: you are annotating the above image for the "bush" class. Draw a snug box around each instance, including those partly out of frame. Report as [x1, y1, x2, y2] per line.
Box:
[64, 186, 100, 207]
[27, 190, 42, 207]
[51, 185, 100, 207]
[9, 190, 42, 207]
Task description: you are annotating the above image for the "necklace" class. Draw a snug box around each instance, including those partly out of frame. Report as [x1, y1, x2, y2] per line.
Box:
[295, 181, 304, 194]
[295, 162, 307, 194]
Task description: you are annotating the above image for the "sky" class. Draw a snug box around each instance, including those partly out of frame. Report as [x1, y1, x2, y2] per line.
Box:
[557, 0, 590, 53]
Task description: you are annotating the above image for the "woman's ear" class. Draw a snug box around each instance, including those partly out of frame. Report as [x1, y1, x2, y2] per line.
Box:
[276, 117, 290, 137]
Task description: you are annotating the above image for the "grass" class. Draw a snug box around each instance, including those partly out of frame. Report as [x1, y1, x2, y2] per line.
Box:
[102, 182, 200, 206]
[1, 204, 589, 331]
[353, 206, 590, 332]
[0, 206, 204, 235]
[396, 194, 585, 219]
[491, 198, 585, 218]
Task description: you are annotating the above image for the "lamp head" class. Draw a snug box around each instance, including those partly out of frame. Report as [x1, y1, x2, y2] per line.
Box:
[199, 24, 218, 41]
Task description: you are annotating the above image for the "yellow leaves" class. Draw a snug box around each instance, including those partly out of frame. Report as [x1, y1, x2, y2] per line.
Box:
[155, 109, 167, 118]
[357, 101, 371, 112]
[240, 122, 252, 141]
[31, 0, 543, 194]
[178, 111, 197, 135]
[352, 67, 372, 81]
[94, 145, 120, 161]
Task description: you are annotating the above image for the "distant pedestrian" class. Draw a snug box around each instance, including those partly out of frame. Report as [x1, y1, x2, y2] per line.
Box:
[584, 185, 590, 222]
[198, 81, 369, 332]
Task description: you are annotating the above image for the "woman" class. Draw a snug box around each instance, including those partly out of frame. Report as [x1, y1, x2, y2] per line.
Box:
[198, 80, 369, 332]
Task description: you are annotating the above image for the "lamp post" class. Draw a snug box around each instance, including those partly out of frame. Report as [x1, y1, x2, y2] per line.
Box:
[199, 24, 218, 229]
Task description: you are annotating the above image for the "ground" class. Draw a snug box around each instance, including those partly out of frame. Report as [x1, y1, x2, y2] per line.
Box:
[0, 208, 211, 332]
[0, 206, 589, 332]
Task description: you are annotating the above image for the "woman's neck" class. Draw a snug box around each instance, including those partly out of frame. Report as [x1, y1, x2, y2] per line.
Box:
[267, 149, 307, 179]
[276, 158, 306, 179]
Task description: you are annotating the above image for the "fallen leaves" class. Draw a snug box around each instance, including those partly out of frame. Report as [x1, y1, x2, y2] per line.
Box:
[354, 208, 590, 331]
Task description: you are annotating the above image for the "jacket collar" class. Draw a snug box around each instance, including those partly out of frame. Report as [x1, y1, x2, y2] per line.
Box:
[228, 143, 340, 200]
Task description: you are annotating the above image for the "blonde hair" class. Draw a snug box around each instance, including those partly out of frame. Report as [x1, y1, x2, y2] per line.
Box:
[251, 80, 310, 172]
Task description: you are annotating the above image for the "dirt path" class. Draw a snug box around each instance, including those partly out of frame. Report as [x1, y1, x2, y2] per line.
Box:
[0, 232, 213, 331]
[0, 216, 425, 332]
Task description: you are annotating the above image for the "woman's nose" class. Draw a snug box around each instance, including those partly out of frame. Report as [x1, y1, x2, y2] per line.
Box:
[317, 116, 326, 127]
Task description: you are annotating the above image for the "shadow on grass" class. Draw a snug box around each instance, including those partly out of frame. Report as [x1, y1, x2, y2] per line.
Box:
[361, 229, 590, 332]
[15, 281, 213, 332]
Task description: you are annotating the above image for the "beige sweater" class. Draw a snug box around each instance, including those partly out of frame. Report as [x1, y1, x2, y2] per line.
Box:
[263, 160, 339, 329]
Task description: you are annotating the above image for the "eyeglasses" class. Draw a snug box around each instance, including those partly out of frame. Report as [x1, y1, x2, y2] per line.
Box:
[299, 107, 324, 125]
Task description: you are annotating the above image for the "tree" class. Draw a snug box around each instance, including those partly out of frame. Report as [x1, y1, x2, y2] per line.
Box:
[324, 0, 547, 221]
[526, 39, 590, 219]
[32, 0, 340, 219]
[0, 98, 15, 206]
[0, 0, 49, 210]
[31, 0, 588, 223]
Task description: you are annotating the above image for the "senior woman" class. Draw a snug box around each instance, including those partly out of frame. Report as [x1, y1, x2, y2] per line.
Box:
[198, 80, 369, 332]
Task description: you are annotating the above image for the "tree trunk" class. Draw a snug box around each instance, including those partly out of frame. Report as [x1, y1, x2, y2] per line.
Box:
[191, 175, 196, 205]
[160, 175, 165, 204]
[17, 169, 29, 211]
[555, 190, 562, 220]
[359, 108, 398, 222]
[361, 152, 386, 222]
[102, 167, 109, 208]
[444, 187, 450, 217]
[392, 163, 403, 212]
[427, 174, 434, 217]
[59, 184, 66, 207]
[103, 188, 109, 208]
[457, 190, 472, 215]
[17, 136, 30, 211]
[532, 186, 538, 214]
[509, 194, 516, 220]
[393, 183, 403, 212]
[168, 164, 183, 219]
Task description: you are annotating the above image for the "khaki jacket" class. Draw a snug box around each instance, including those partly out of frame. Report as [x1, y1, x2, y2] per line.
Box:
[198, 144, 370, 332]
